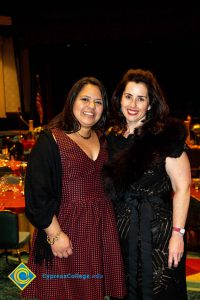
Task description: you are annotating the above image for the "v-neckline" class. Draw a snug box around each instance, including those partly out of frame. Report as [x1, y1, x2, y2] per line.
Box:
[65, 133, 101, 162]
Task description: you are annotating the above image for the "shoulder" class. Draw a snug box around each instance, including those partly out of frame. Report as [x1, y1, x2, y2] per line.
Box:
[158, 117, 187, 148]
[30, 129, 59, 158]
[163, 117, 187, 141]
[154, 117, 187, 157]
[35, 129, 55, 144]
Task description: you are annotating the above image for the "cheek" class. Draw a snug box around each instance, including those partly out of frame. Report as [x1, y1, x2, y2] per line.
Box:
[96, 106, 104, 116]
[140, 103, 149, 113]
[72, 102, 79, 113]
[120, 106, 126, 115]
[120, 99, 126, 108]
[120, 103, 127, 115]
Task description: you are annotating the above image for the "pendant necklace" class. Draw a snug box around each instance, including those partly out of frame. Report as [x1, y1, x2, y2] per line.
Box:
[76, 131, 92, 140]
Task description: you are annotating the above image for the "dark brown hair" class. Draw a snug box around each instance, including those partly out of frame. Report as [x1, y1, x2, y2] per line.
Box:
[109, 68, 170, 135]
[47, 76, 109, 133]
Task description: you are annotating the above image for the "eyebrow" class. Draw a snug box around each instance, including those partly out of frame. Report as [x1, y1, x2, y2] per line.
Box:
[81, 95, 103, 101]
[124, 92, 148, 98]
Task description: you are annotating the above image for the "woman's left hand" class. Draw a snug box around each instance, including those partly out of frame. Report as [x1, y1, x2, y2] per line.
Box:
[168, 231, 184, 268]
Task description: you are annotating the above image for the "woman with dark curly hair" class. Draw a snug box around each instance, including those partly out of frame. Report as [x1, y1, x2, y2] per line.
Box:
[103, 69, 191, 300]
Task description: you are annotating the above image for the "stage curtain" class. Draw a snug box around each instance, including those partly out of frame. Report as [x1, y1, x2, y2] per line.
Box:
[0, 36, 21, 117]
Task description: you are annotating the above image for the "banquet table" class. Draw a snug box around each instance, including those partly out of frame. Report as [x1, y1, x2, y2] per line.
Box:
[0, 184, 25, 213]
[0, 158, 27, 175]
[190, 186, 200, 202]
[0, 181, 34, 245]
[0, 180, 199, 250]
[0, 184, 199, 214]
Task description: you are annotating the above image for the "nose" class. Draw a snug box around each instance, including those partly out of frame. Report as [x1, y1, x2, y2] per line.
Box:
[130, 97, 136, 106]
[88, 99, 96, 108]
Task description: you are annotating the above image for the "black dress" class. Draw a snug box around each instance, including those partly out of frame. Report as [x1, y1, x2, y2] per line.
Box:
[104, 119, 188, 300]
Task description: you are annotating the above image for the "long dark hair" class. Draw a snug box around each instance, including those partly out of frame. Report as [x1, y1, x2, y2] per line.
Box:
[109, 68, 170, 135]
[47, 77, 109, 133]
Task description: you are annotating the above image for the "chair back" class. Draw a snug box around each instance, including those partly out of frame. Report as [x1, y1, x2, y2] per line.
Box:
[0, 210, 19, 248]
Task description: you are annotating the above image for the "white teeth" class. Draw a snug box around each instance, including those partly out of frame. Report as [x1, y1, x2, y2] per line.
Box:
[128, 109, 137, 112]
[128, 109, 138, 114]
[84, 112, 94, 116]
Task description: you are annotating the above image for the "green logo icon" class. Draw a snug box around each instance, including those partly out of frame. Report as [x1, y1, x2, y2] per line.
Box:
[8, 262, 36, 290]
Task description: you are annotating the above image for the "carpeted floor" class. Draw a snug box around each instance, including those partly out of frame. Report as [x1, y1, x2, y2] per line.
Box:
[0, 252, 200, 300]
[0, 252, 28, 300]
[186, 251, 200, 298]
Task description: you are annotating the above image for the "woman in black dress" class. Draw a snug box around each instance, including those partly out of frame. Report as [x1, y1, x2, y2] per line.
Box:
[103, 69, 191, 300]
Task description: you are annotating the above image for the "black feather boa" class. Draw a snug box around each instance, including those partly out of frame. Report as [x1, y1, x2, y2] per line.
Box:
[103, 117, 187, 200]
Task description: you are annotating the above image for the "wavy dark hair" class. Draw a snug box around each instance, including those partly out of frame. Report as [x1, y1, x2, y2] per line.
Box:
[47, 76, 109, 134]
[109, 68, 170, 135]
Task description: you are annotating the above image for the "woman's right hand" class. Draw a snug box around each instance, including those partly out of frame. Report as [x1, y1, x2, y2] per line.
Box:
[51, 231, 73, 258]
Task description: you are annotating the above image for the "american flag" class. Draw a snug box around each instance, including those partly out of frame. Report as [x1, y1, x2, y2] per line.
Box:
[35, 74, 44, 125]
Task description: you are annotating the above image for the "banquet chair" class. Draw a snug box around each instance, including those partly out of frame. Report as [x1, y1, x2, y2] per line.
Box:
[0, 210, 31, 263]
[0, 166, 11, 177]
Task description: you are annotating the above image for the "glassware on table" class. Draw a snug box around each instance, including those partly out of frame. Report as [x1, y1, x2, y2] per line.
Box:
[192, 178, 200, 191]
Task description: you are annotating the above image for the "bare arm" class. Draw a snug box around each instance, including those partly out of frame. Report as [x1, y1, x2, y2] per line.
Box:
[165, 151, 191, 268]
[44, 215, 73, 258]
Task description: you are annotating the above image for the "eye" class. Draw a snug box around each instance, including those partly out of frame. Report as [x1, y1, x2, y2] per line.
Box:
[94, 99, 103, 105]
[125, 94, 132, 100]
[81, 97, 89, 102]
[136, 96, 146, 102]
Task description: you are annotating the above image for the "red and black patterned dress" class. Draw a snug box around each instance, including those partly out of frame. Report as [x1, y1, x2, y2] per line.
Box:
[22, 128, 126, 300]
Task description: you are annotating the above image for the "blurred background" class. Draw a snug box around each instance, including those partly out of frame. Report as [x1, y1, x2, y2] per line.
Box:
[0, 5, 200, 300]
[0, 2, 199, 131]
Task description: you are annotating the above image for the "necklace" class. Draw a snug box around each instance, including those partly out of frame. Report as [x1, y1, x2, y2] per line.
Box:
[76, 131, 92, 139]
